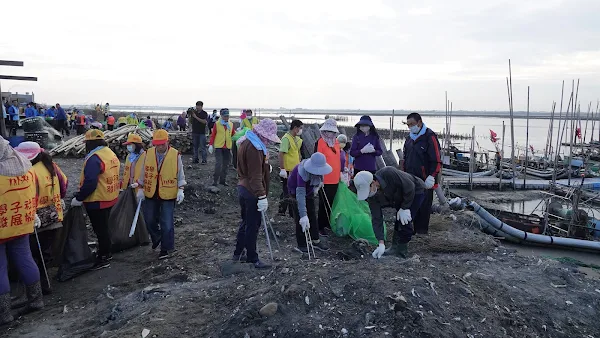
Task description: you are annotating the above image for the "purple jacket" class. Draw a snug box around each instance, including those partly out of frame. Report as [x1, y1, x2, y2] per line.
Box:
[349, 132, 383, 172]
[177, 115, 186, 126]
[287, 164, 313, 196]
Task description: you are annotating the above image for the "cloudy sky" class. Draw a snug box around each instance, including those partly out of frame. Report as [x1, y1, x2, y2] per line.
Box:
[2, 0, 600, 111]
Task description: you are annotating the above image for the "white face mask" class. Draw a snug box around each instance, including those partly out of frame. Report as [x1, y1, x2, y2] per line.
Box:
[409, 125, 420, 134]
[127, 145, 135, 153]
[297, 128, 303, 136]
[360, 126, 370, 134]
[368, 185, 378, 197]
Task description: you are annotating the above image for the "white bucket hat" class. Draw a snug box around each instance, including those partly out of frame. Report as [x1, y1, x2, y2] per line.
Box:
[319, 118, 339, 133]
[304, 152, 333, 176]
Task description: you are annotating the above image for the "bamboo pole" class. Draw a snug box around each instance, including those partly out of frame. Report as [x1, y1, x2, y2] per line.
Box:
[568, 79, 579, 186]
[524, 86, 530, 190]
[545, 102, 556, 162]
[506, 59, 516, 190]
[469, 126, 475, 191]
[591, 100, 598, 143]
[499, 121, 506, 191]
[583, 101, 592, 143]
[389, 109, 395, 151]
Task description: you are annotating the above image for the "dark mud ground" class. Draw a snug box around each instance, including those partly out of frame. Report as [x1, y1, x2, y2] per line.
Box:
[1, 155, 600, 338]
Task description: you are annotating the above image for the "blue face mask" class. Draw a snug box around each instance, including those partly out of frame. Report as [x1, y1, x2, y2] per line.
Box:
[409, 125, 420, 134]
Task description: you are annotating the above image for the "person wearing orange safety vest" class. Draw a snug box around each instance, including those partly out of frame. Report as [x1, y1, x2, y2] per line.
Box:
[0, 138, 44, 324]
[106, 114, 116, 131]
[136, 129, 186, 260]
[15, 141, 68, 295]
[71, 130, 120, 270]
[76, 111, 87, 135]
[313, 118, 342, 237]
[208, 108, 235, 186]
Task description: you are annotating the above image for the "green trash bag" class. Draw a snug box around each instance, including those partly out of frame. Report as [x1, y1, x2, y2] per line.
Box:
[329, 181, 384, 245]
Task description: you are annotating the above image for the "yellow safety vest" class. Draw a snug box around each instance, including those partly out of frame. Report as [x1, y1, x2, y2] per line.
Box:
[33, 162, 65, 222]
[282, 133, 303, 171]
[126, 116, 138, 125]
[117, 117, 128, 125]
[0, 169, 37, 239]
[143, 147, 180, 200]
[214, 122, 233, 149]
[122, 152, 146, 190]
[79, 147, 120, 203]
[242, 116, 259, 129]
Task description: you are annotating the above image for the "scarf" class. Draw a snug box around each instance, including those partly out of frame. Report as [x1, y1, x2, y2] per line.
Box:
[128, 149, 144, 165]
[0, 138, 32, 177]
[243, 131, 268, 155]
[220, 118, 230, 129]
[298, 160, 324, 187]
[85, 145, 105, 161]
[320, 131, 337, 147]
[409, 122, 428, 141]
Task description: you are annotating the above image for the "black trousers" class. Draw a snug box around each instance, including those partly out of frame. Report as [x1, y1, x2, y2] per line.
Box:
[87, 207, 112, 259]
[231, 141, 238, 169]
[214, 148, 231, 184]
[278, 175, 293, 215]
[107, 124, 114, 131]
[292, 195, 320, 248]
[413, 189, 433, 234]
[76, 125, 86, 135]
[318, 183, 338, 232]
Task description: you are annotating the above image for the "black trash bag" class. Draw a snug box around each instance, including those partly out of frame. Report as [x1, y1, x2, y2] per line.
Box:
[53, 207, 95, 282]
[108, 188, 150, 252]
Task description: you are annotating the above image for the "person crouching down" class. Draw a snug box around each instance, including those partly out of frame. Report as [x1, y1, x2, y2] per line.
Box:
[137, 129, 186, 260]
[71, 130, 120, 270]
[353, 167, 425, 259]
[288, 152, 332, 253]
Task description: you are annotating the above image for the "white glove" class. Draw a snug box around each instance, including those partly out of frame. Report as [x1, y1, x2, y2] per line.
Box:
[34, 214, 41, 228]
[279, 169, 288, 178]
[130, 182, 139, 189]
[60, 199, 66, 210]
[372, 243, 386, 259]
[176, 188, 185, 204]
[257, 196, 268, 212]
[397, 209, 412, 225]
[269, 165, 272, 173]
[341, 172, 350, 185]
[299, 216, 310, 232]
[136, 189, 145, 203]
[208, 145, 214, 154]
[71, 197, 83, 207]
[360, 143, 375, 154]
[314, 182, 324, 196]
[424, 175, 435, 189]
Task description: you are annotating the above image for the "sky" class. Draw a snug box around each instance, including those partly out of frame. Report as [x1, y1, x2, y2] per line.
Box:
[2, 0, 600, 111]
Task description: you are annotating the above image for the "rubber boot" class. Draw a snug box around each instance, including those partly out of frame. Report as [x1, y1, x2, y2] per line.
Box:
[0, 293, 14, 326]
[383, 230, 409, 258]
[25, 281, 44, 312]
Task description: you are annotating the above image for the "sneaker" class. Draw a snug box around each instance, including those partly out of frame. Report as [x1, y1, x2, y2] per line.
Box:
[91, 259, 111, 270]
[192, 160, 200, 164]
[232, 254, 247, 262]
[151, 240, 161, 250]
[253, 260, 272, 269]
[312, 241, 330, 252]
[295, 247, 309, 254]
[158, 251, 170, 260]
[201, 160, 207, 165]
[106, 254, 113, 261]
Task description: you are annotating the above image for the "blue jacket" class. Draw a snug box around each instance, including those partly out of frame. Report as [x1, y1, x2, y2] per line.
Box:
[75, 154, 103, 210]
[45, 108, 56, 118]
[403, 127, 442, 183]
[56, 107, 67, 120]
[8, 106, 19, 120]
[25, 107, 38, 118]
[349, 131, 383, 172]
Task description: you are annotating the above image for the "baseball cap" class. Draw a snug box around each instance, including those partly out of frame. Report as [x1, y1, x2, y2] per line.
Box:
[152, 129, 169, 145]
[123, 133, 143, 145]
[354, 171, 374, 201]
[85, 129, 105, 141]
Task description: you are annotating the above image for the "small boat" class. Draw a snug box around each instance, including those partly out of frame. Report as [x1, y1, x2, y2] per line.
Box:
[442, 168, 496, 177]
[481, 207, 546, 234]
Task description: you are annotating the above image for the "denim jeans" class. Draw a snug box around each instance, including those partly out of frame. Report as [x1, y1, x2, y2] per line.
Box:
[0, 235, 40, 294]
[192, 133, 207, 162]
[234, 185, 261, 263]
[143, 198, 176, 251]
[214, 148, 231, 184]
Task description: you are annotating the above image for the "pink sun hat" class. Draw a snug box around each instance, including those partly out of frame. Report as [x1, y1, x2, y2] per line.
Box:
[253, 118, 281, 143]
[14, 141, 44, 160]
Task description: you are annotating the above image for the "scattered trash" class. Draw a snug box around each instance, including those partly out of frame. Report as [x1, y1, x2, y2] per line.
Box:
[305, 296, 310, 305]
[341, 328, 348, 335]
[550, 283, 567, 288]
[142, 328, 150, 338]
[566, 301, 573, 305]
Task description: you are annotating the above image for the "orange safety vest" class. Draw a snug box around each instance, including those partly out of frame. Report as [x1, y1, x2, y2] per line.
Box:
[122, 152, 146, 190]
[0, 169, 38, 240]
[143, 147, 180, 200]
[79, 147, 120, 203]
[107, 116, 115, 125]
[317, 138, 341, 184]
[77, 115, 86, 126]
[33, 162, 66, 222]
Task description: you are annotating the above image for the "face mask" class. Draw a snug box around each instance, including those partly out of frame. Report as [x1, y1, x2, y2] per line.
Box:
[127, 145, 135, 153]
[409, 125, 420, 134]
[360, 126, 370, 134]
[246, 115, 252, 119]
[297, 128, 303, 136]
[339, 143, 346, 149]
[368, 186, 377, 197]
